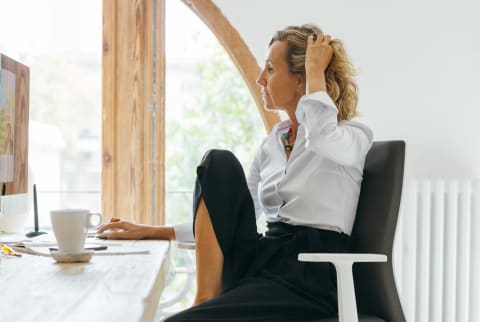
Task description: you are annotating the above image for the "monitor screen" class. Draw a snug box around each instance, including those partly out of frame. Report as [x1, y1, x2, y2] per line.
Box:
[0, 53, 29, 196]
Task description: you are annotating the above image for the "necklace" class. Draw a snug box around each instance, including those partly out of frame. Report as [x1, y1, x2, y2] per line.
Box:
[282, 127, 294, 152]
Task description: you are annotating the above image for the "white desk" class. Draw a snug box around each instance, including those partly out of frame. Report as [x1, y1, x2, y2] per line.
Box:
[0, 239, 170, 322]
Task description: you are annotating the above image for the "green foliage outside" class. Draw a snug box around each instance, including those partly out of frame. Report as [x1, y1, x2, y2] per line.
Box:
[159, 47, 267, 314]
[165, 49, 266, 225]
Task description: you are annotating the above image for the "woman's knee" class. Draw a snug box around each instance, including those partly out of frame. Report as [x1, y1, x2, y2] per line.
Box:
[200, 149, 241, 169]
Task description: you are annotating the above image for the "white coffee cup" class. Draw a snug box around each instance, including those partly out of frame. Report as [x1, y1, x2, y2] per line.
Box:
[50, 209, 102, 253]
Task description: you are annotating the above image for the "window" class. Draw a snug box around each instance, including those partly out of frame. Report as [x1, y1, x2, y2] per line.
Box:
[0, 0, 102, 227]
[158, 0, 266, 313]
[164, 0, 265, 227]
[101, 0, 278, 225]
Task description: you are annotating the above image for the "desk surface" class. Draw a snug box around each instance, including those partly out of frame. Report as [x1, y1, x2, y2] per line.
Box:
[0, 239, 170, 322]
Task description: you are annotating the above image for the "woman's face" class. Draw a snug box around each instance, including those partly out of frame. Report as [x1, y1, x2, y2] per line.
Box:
[256, 41, 303, 112]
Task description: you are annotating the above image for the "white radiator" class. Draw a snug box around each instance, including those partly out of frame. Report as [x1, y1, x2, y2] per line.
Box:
[393, 180, 480, 322]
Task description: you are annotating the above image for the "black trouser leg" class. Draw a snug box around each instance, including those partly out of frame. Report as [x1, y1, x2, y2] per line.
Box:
[192, 149, 260, 290]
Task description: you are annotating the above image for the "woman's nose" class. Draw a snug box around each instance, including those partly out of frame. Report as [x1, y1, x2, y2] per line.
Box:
[256, 72, 265, 86]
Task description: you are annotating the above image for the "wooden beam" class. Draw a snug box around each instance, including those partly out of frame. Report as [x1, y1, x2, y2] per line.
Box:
[102, 0, 164, 224]
[102, 0, 117, 218]
[144, 0, 165, 225]
[181, 0, 280, 133]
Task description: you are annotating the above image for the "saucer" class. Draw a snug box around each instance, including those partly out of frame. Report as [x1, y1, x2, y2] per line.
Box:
[50, 249, 94, 263]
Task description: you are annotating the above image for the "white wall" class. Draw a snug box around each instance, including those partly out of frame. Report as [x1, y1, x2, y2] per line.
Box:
[213, 0, 480, 181]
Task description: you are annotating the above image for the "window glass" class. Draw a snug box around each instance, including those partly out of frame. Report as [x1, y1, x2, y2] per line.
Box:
[160, 0, 265, 313]
[165, 0, 265, 227]
[0, 0, 102, 227]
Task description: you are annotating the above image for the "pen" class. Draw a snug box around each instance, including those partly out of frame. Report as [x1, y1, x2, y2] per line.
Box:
[1, 182, 6, 196]
[1, 243, 22, 257]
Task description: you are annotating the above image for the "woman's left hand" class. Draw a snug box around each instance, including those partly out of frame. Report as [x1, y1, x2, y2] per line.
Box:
[305, 34, 334, 94]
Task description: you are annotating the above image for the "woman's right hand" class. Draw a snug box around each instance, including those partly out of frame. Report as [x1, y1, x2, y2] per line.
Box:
[97, 218, 175, 240]
[305, 33, 334, 94]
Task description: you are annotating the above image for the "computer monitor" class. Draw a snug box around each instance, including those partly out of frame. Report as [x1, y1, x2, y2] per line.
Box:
[0, 53, 29, 225]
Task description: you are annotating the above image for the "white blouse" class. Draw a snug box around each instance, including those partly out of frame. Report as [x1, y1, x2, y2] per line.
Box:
[173, 91, 373, 242]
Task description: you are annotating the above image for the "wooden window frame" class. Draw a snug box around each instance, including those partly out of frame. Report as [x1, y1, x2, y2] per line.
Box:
[102, 0, 278, 224]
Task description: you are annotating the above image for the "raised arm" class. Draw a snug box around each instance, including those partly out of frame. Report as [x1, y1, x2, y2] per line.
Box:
[297, 34, 372, 166]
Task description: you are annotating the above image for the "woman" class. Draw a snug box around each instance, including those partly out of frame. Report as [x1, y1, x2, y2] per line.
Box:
[98, 24, 373, 321]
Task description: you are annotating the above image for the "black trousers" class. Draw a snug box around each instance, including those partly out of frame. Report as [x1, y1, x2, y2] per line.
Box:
[166, 150, 351, 322]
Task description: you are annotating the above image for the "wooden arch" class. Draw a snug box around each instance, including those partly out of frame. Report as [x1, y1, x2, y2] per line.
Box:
[181, 0, 280, 132]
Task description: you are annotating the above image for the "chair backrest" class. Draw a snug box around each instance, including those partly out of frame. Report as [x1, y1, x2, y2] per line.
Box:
[350, 140, 406, 321]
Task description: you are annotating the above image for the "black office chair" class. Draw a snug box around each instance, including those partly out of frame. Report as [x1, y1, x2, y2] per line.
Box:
[299, 140, 406, 322]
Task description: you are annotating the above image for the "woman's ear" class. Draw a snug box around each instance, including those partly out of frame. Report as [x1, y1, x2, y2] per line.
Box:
[296, 74, 306, 95]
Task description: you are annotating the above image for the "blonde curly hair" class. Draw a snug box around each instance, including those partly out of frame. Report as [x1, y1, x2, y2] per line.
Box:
[269, 24, 359, 121]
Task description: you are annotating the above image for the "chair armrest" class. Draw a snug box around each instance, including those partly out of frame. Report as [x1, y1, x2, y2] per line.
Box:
[298, 253, 386, 263]
[298, 253, 387, 322]
[176, 241, 196, 250]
